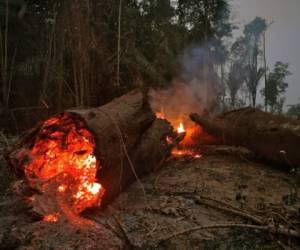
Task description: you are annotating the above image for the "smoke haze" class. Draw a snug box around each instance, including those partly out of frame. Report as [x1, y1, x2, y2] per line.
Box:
[150, 45, 221, 127]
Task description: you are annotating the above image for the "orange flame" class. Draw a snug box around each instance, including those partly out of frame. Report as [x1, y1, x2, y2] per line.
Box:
[24, 113, 105, 221]
[156, 112, 165, 119]
[43, 213, 59, 222]
[171, 148, 202, 158]
[58, 185, 66, 193]
[177, 122, 185, 134]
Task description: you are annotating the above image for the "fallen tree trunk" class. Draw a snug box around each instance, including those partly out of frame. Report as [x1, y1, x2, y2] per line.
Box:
[69, 91, 176, 206]
[190, 107, 300, 167]
[8, 90, 176, 217]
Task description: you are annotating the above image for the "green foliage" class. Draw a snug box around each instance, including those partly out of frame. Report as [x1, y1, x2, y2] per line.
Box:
[0, 0, 27, 20]
[227, 62, 245, 108]
[262, 61, 291, 113]
[244, 17, 267, 40]
[0, 0, 234, 131]
[231, 17, 267, 107]
[287, 103, 300, 118]
[0, 0, 293, 130]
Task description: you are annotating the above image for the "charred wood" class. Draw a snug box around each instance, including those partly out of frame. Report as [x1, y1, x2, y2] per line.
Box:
[190, 107, 300, 167]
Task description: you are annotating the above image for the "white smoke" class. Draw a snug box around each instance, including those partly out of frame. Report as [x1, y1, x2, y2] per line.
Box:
[149, 44, 221, 126]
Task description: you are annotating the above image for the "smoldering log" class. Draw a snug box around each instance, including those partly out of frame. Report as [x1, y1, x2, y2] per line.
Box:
[190, 107, 300, 167]
[69, 91, 176, 206]
[8, 90, 176, 213]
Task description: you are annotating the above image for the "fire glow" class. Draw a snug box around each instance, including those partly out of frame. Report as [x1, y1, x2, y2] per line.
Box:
[43, 213, 59, 222]
[171, 148, 202, 158]
[24, 113, 105, 222]
[157, 113, 203, 158]
[174, 122, 202, 158]
[177, 123, 185, 134]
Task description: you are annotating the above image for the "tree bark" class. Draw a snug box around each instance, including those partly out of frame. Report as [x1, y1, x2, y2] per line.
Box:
[72, 90, 177, 205]
[190, 107, 300, 167]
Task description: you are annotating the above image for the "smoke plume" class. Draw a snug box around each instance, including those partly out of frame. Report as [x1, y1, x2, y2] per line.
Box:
[149, 44, 221, 127]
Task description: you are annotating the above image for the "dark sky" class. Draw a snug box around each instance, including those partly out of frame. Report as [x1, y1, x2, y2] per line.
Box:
[231, 0, 300, 106]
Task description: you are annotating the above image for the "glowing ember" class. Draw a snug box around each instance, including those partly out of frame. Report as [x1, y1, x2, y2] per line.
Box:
[166, 136, 173, 145]
[171, 148, 202, 158]
[177, 122, 185, 134]
[156, 112, 165, 119]
[58, 185, 66, 193]
[87, 183, 102, 195]
[43, 213, 59, 222]
[173, 121, 205, 158]
[24, 113, 105, 221]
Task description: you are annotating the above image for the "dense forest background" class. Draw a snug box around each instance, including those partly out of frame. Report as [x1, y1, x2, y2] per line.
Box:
[0, 0, 298, 133]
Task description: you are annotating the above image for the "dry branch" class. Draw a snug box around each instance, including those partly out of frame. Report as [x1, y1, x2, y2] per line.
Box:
[160, 192, 300, 245]
[159, 223, 300, 244]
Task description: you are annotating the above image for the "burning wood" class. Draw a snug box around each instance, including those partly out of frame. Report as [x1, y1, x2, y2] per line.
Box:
[8, 90, 178, 223]
[155, 116, 203, 158]
[21, 113, 104, 218]
[177, 123, 185, 134]
[155, 113, 214, 158]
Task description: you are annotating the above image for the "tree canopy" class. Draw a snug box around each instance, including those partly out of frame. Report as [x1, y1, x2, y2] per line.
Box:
[0, 0, 294, 131]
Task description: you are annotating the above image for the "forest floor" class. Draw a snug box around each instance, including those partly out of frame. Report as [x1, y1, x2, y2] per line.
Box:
[0, 137, 300, 250]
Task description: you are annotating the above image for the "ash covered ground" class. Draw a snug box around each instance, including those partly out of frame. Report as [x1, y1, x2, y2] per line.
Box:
[0, 136, 300, 250]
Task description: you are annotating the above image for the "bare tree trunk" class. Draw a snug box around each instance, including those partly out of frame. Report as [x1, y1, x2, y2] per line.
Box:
[0, 0, 9, 109]
[41, 8, 56, 103]
[6, 49, 16, 107]
[263, 32, 267, 111]
[57, 27, 65, 112]
[252, 90, 256, 108]
[4, 0, 8, 104]
[190, 108, 300, 167]
[220, 63, 226, 111]
[252, 40, 258, 108]
[116, 0, 122, 88]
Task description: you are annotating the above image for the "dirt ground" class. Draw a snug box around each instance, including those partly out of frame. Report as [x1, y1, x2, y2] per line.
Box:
[0, 139, 299, 249]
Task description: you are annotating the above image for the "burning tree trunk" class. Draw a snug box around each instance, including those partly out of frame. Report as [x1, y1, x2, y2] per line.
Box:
[8, 90, 176, 221]
[190, 108, 300, 167]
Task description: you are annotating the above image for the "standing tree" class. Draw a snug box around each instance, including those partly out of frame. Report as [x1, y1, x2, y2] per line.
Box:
[263, 21, 274, 111]
[287, 101, 300, 119]
[0, 0, 27, 111]
[0, 0, 234, 131]
[226, 61, 245, 108]
[243, 17, 267, 107]
[176, 0, 233, 111]
[261, 61, 291, 113]
[231, 17, 267, 107]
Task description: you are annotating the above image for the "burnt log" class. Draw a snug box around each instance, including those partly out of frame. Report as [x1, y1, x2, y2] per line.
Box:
[69, 91, 175, 206]
[8, 90, 176, 217]
[190, 107, 300, 167]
